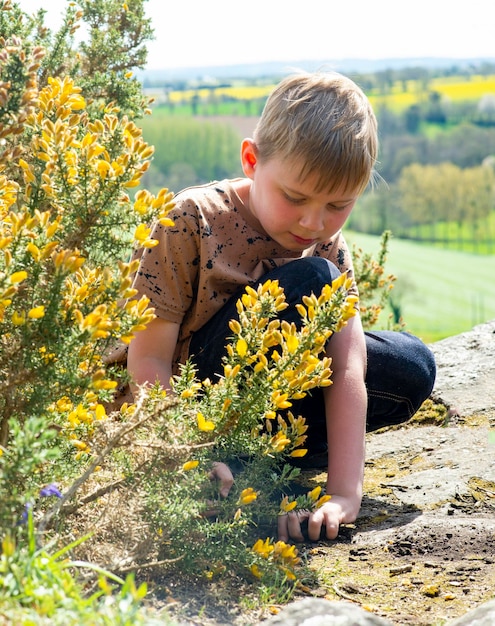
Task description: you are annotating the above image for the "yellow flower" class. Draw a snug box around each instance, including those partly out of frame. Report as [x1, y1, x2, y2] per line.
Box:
[315, 495, 332, 508]
[28, 306, 45, 319]
[286, 334, 299, 354]
[289, 448, 307, 458]
[279, 495, 297, 514]
[228, 319, 242, 335]
[223, 363, 240, 378]
[236, 337, 248, 358]
[26, 243, 41, 262]
[56, 397, 73, 412]
[238, 487, 257, 506]
[309, 486, 322, 501]
[71, 439, 89, 452]
[269, 431, 291, 453]
[94, 404, 107, 420]
[197, 412, 215, 432]
[92, 378, 117, 390]
[11, 311, 26, 325]
[133, 223, 157, 248]
[10, 271, 27, 284]
[182, 460, 199, 471]
[252, 538, 274, 558]
[250, 564, 262, 578]
[96, 160, 112, 179]
[272, 393, 291, 410]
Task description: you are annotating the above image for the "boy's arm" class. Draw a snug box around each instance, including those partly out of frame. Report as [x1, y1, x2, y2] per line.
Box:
[127, 317, 236, 500]
[127, 317, 180, 395]
[278, 314, 367, 542]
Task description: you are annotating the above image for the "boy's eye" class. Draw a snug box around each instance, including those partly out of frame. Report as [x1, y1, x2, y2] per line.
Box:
[283, 192, 305, 204]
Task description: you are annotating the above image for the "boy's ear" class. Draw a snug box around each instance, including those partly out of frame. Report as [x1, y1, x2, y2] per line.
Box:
[240, 138, 258, 178]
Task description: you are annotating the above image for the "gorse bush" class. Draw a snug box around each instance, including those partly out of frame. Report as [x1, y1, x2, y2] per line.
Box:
[0, 69, 175, 451]
[0, 1, 397, 620]
[136, 275, 357, 582]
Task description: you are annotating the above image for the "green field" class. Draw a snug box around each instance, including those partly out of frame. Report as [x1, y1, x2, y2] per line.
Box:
[346, 230, 495, 344]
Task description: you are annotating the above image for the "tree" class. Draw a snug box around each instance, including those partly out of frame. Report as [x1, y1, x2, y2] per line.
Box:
[396, 162, 495, 247]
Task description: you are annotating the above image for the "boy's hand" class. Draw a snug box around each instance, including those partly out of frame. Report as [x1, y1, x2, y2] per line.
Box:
[208, 462, 234, 499]
[277, 495, 357, 542]
[202, 462, 235, 518]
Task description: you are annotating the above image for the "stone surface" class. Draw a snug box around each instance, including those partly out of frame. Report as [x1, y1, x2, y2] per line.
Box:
[429, 319, 495, 417]
[264, 598, 394, 625]
[448, 599, 495, 625]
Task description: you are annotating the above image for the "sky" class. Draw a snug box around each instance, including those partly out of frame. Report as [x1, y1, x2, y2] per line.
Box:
[16, 0, 495, 71]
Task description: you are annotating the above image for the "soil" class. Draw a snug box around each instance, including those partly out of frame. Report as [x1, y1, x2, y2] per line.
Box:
[144, 321, 495, 626]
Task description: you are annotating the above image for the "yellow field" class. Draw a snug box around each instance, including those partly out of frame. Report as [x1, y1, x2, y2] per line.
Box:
[368, 75, 495, 110]
[168, 84, 275, 104]
[431, 75, 495, 100]
[165, 74, 495, 111]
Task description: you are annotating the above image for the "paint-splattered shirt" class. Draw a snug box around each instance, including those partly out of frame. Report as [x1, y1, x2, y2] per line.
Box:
[132, 179, 358, 371]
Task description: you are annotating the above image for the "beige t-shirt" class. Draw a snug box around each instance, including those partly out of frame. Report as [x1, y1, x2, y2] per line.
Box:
[132, 179, 358, 371]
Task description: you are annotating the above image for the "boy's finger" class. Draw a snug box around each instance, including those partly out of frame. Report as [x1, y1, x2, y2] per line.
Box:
[277, 515, 289, 542]
[209, 461, 234, 497]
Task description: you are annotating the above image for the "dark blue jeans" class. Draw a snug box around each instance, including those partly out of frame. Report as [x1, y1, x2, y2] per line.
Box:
[189, 258, 436, 454]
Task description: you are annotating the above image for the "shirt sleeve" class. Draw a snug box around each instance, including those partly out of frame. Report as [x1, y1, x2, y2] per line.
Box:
[131, 199, 201, 323]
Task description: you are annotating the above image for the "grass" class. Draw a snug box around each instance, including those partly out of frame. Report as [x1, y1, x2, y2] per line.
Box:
[346, 230, 495, 344]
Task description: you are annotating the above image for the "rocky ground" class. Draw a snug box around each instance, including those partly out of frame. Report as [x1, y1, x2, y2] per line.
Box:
[155, 321, 495, 626]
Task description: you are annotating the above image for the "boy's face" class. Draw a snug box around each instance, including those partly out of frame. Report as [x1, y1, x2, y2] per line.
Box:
[241, 141, 360, 251]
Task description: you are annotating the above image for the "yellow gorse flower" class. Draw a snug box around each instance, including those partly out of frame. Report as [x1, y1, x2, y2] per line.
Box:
[279, 495, 297, 514]
[289, 448, 307, 458]
[10, 271, 27, 284]
[252, 538, 274, 558]
[197, 412, 215, 432]
[11, 311, 26, 325]
[133, 223, 158, 248]
[182, 460, 199, 471]
[251, 538, 300, 581]
[238, 487, 257, 506]
[235, 337, 248, 358]
[28, 305, 45, 319]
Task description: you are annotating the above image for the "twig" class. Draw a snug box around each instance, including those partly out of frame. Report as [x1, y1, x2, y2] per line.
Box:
[332, 584, 360, 603]
[37, 389, 162, 536]
[116, 554, 185, 573]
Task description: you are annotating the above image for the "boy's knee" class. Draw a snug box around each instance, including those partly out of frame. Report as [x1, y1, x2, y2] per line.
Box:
[365, 331, 437, 431]
[281, 257, 342, 287]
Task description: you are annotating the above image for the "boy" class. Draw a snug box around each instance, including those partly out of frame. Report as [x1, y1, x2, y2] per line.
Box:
[127, 71, 436, 543]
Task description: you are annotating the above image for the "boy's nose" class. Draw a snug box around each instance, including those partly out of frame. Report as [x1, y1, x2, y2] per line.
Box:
[299, 208, 324, 232]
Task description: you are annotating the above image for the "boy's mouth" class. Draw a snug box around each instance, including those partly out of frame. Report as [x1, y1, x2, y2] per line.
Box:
[291, 233, 317, 246]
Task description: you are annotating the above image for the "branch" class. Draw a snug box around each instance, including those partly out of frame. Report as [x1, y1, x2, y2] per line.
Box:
[37, 389, 176, 536]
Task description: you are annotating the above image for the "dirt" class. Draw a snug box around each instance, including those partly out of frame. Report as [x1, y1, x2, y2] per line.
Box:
[299, 414, 495, 626]
[144, 321, 495, 626]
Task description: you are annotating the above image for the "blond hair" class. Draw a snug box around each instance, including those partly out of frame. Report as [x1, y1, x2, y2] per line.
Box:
[253, 71, 378, 193]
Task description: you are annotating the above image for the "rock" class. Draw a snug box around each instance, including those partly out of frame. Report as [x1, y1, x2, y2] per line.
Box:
[429, 319, 495, 417]
[263, 598, 394, 625]
[447, 599, 495, 625]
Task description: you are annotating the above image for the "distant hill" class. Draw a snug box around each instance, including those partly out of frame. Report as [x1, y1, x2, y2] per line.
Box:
[138, 57, 495, 82]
